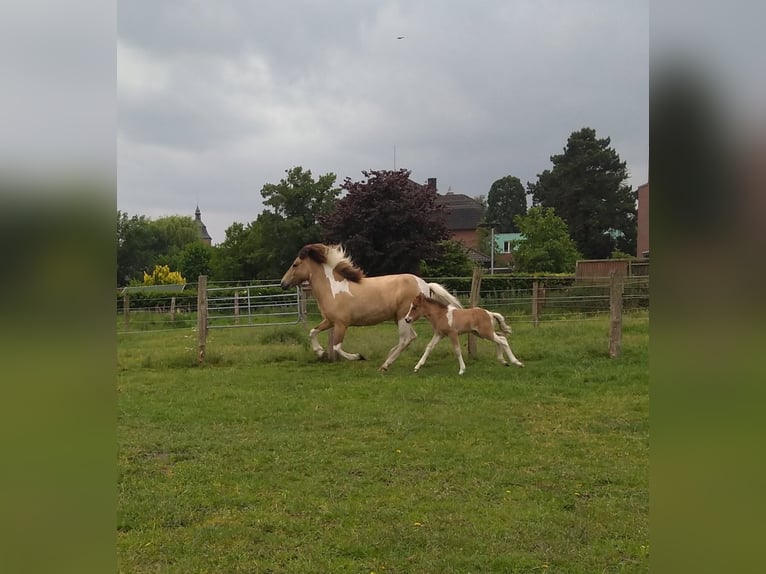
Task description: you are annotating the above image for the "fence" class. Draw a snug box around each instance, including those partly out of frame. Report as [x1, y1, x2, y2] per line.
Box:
[206, 283, 302, 329]
[117, 272, 648, 363]
[117, 280, 302, 335]
[576, 258, 649, 279]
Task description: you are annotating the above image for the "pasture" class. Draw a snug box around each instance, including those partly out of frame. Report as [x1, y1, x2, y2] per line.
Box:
[118, 312, 649, 573]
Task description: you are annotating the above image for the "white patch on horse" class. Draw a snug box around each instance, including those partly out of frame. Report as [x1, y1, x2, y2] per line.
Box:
[446, 305, 457, 328]
[323, 263, 352, 298]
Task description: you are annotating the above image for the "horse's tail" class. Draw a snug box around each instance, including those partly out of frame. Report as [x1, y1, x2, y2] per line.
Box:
[427, 282, 463, 308]
[490, 312, 512, 334]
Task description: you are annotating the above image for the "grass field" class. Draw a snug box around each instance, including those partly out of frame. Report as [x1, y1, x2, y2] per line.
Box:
[118, 312, 649, 573]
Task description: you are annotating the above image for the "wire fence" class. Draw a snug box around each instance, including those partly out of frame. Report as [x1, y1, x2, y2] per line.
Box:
[446, 275, 648, 325]
[117, 275, 648, 335]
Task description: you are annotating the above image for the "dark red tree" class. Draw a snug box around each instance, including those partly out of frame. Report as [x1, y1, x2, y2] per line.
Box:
[319, 169, 450, 276]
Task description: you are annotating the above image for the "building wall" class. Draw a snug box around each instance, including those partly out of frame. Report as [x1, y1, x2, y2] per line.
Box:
[450, 229, 480, 249]
[636, 183, 649, 257]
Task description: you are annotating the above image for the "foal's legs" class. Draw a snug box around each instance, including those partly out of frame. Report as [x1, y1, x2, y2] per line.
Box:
[494, 338, 509, 366]
[379, 319, 417, 371]
[448, 331, 467, 375]
[493, 333, 524, 367]
[413, 332, 443, 372]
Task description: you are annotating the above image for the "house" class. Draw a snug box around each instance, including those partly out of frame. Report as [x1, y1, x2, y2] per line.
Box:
[195, 205, 212, 246]
[493, 232, 524, 267]
[429, 178, 485, 250]
[636, 182, 649, 257]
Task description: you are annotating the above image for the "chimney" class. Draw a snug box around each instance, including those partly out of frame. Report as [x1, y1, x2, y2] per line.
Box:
[427, 177, 437, 191]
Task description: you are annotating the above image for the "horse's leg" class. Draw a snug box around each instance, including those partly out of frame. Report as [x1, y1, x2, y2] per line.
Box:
[413, 332, 442, 372]
[330, 323, 366, 361]
[493, 334, 510, 366]
[448, 331, 467, 375]
[494, 333, 524, 367]
[379, 319, 418, 371]
[309, 318, 332, 359]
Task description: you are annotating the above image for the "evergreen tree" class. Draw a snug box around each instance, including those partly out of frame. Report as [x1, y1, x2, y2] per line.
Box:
[528, 127, 636, 258]
[485, 175, 527, 232]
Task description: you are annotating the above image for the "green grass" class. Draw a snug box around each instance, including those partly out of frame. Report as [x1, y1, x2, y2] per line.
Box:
[118, 313, 649, 573]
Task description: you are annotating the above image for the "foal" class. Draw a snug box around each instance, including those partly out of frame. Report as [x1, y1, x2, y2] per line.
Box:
[404, 293, 524, 375]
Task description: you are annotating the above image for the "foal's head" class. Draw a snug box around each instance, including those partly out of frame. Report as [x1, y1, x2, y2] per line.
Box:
[404, 293, 427, 323]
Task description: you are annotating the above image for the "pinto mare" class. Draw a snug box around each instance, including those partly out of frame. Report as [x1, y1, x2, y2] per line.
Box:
[279, 243, 462, 371]
[404, 293, 524, 375]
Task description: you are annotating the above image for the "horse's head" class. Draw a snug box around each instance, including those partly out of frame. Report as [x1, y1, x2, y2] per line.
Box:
[280, 244, 326, 289]
[404, 293, 426, 323]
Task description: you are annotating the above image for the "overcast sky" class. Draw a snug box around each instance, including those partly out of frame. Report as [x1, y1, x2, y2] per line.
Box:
[117, 0, 649, 245]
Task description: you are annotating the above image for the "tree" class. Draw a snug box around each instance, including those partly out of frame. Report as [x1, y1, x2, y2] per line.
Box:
[117, 211, 169, 286]
[485, 175, 527, 232]
[261, 166, 339, 224]
[116, 211, 202, 285]
[210, 222, 256, 281]
[511, 207, 581, 273]
[151, 215, 201, 270]
[253, 167, 340, 278]
[208, 167, 340, 281]
[320, 169, 450, 276]
[179, 242, 213, 280]
[527, 127, 637, 259]
[421, 239, 475, 277]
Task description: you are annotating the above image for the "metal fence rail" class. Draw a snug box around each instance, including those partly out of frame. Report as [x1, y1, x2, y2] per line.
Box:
[206, 283, 302, 329]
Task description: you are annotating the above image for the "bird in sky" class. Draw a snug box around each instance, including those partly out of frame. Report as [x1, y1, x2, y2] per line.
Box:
[396, 36, 404, 39]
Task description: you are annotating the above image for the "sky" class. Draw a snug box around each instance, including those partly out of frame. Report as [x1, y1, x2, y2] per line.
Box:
[117, 0, 649, 245]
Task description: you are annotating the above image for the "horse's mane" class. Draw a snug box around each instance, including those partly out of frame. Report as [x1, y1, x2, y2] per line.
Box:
[423, 295, 448, 309]
[299, 243, 365, 283]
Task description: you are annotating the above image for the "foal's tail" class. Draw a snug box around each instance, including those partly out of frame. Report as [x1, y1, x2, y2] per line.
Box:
[490, 312, 512, 334]
[427, 282, 463, 308]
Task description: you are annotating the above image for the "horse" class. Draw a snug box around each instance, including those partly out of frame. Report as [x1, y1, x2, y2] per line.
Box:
[279, 243, 463, 371]
[404, 293, 524, 375]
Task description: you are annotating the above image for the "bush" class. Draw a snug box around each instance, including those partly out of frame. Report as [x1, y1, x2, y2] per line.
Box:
[142, 264, 186, 286]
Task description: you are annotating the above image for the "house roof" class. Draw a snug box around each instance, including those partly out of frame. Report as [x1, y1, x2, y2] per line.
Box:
[464, 246, 491, 264]
[435, 192, 485, 231]
[195, 205, 212, 242]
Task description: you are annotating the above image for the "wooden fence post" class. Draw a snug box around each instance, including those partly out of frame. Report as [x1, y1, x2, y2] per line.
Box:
[234, 291, 240, 325]
[123, 293, 130, 329]
[532, 281, 540, 327]
[468, 266, 483, 357]
[197, 275, 208, 365]
[608, 270, 624, 358]
[169, 296, 176, 322]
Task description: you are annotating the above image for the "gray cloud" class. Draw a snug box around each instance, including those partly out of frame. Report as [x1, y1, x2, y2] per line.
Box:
[118, 1, 649, 244]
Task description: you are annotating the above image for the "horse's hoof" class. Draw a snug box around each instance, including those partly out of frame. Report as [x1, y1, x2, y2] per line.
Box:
[317, 352, 329, 362]
[378, 365, 388, 372]
[358, 354, 366, 361]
